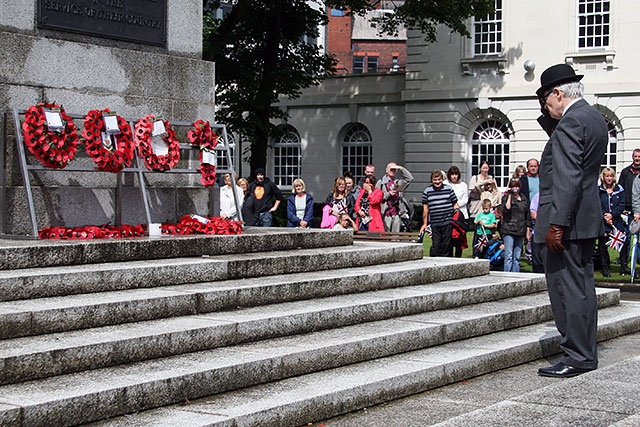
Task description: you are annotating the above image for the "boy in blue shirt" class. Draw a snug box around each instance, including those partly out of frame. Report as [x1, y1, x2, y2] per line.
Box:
[473, 199, 498, 258]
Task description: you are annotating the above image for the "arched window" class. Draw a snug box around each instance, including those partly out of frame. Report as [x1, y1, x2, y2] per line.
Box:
[601, 119, 617, 169]
[470, 119, 510, 188]
[341, 123, 373, 179]
[273, 124, 301, 188]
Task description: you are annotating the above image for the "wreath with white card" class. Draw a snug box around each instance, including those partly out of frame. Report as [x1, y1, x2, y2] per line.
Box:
[21, 102, 79, 169]
[187, 119, 218, 187]
[134, 115, 181, 172]
[82, 109, 135, 173]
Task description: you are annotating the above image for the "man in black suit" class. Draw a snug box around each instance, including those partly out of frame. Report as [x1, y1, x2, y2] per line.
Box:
[534, 64, 608, 378]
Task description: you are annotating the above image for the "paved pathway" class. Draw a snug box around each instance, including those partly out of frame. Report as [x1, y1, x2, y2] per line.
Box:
[318, 305, 640, 427]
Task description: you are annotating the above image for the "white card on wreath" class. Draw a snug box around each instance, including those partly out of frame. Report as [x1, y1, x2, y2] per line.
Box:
[201, 150, 216, 165]
[151, 135, 169, 155]
[103, 115, 120, 135]
[101, 132, 115, 151]
[44, 111, 64, 131]
[152, 120, 166, 137]
[190, 214, 208, 224]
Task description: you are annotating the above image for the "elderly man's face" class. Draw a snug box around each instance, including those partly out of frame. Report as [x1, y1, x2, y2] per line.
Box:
[544, 88, 565, 120]
[527, 160, 539, 175]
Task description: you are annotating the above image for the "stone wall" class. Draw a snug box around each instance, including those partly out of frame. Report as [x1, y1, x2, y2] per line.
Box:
[0, 0, 216, 235]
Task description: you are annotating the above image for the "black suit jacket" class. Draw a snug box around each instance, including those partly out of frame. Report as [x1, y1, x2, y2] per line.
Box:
[534, 99, 608, 243]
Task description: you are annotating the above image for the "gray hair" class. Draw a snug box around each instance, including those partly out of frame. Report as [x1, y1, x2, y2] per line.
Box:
[556, 81, 584, 99]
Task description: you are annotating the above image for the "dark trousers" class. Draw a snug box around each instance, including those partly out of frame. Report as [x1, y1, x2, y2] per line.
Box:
[543, 239, 598, 370]
[430, 223, 452, 257]
[531, 240, 544, 273]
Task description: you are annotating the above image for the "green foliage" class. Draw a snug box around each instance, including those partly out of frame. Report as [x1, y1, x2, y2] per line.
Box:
[365, 0, 495, 42]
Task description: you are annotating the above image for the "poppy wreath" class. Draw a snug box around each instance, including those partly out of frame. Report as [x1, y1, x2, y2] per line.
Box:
[38, 223, 145, 240]
[134, 115, 181, 172]
[187, 120, 218, 187]
[21, 103, 79, 169]
[161, 215, 242, 236]
[82, 109, 135, 173]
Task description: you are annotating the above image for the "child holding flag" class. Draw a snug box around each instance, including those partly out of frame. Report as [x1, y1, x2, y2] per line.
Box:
[473, 199, 498, 258]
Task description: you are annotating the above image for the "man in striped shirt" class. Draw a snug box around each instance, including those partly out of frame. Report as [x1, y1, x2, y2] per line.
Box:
[421, 169, 459, 257]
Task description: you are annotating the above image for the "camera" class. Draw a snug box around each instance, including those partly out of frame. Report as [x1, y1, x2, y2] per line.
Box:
[510, 188, 519, 193]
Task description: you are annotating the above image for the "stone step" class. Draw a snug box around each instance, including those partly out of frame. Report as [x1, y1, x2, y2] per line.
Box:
[0, 228, 353, 270]
[87, 302, 640, 427]
[0, 257, 486, 339]
[0, 240, 424, 302]
[0, 272, 546, 385]
[0, 295, 636, 427]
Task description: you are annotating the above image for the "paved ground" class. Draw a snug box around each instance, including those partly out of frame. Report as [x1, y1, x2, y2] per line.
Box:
[314, 293, 640, 427]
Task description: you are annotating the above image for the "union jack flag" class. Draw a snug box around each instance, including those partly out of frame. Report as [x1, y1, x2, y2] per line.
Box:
[474, 228, 489, 251]
[607, 227, 627, 252]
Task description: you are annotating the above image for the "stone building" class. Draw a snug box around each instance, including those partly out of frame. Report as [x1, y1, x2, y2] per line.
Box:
[270, 0, 639, 205]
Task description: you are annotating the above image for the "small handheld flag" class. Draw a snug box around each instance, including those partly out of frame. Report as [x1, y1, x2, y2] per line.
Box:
[607, 226, 626, 252]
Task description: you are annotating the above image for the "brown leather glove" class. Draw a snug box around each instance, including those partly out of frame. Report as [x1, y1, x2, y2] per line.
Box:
[545, 224, 565, 253]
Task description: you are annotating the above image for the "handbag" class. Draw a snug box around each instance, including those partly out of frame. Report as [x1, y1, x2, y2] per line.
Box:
[320, 204, 338, 229]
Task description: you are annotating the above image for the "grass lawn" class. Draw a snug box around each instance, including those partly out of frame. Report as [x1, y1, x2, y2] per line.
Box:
[421, 231, 632, 284]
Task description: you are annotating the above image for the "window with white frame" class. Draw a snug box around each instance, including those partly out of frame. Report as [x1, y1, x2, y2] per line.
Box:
[342, 123, 373, 180]
[470, 119, 510, 188]
[473, 0, 502, 56]
[353, 56, 365, 73]
[367, 56, 379, 73]
[578, 0, 610, 49]
[215, 131, 237, 173]
[272, 124, 301, 188]
[601, 119, 617, 169]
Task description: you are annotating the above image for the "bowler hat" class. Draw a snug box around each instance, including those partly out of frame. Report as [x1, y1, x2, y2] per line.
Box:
[536, 64, 583, 97]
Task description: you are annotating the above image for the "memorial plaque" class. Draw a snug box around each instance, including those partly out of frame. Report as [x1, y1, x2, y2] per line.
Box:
[38, 0, 166, 46]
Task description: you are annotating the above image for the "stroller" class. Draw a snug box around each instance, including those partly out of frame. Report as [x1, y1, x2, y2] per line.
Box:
[486, 239, 504, 271]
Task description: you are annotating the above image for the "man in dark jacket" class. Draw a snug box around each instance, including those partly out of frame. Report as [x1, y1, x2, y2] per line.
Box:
[245, 168, 283, 227]
[534, 64, 607, 378]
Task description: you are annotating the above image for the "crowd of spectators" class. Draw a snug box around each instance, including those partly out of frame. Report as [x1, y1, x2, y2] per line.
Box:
[223, 149, 640, 278]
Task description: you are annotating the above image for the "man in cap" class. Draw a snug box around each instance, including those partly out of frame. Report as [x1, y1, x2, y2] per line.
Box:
[534, 63, 608, 378]
[246, 168, 283, 227]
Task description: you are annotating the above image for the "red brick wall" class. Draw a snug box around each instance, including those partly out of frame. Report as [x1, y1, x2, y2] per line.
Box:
[327, 9, 406, 74]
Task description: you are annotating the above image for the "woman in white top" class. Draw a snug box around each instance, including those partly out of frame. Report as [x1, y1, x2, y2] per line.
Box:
[219, 173, 244, 220]
[445, 166, 469, 219]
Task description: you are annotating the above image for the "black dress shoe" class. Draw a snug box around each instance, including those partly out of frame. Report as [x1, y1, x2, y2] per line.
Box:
[538, 362, 594, 378]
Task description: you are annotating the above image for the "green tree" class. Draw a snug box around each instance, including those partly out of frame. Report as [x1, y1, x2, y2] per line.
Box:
[203, 0, 494, 177]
